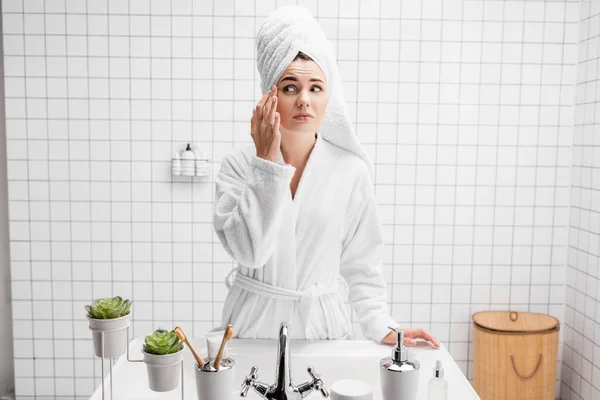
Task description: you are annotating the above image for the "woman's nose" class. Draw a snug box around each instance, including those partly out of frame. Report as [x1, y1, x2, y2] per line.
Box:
[297, 89, 311, 108]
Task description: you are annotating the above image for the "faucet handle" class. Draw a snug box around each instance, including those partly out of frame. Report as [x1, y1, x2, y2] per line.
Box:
[307, 366, 329, 397]
[240, 366, 258, 397]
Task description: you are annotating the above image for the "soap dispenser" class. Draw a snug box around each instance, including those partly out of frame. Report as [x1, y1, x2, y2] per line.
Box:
[380, 328, 420, 400]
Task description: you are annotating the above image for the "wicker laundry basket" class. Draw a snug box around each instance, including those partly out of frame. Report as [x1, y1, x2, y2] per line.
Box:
[472, 311, 559, 400]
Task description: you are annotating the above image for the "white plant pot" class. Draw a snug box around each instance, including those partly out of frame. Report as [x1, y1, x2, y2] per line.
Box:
[143, 349, 184, 392]
[87, 313, 131, 358]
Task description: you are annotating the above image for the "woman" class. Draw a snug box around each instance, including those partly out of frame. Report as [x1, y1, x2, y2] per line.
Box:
[214, 6, 439, 348]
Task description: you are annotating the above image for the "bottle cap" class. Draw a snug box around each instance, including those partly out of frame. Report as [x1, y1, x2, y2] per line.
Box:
[433, 359, 444, 378]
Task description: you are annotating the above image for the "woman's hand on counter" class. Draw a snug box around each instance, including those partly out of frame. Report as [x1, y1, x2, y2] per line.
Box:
[381, 328, 441, 349]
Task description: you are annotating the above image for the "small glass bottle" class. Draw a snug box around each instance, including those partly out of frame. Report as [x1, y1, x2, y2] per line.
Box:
[428, 360, 448, 400]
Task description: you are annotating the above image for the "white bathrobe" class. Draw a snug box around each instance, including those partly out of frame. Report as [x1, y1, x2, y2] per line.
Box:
[214, 132, 399, 342]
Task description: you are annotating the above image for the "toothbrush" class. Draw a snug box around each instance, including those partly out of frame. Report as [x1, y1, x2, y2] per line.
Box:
[174, 326, 206, 369]
[212, 324, 233, 371]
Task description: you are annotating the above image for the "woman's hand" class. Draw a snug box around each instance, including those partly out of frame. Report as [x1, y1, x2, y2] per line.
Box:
[382, 328, 441, 349]
[251, 84, 281, 163]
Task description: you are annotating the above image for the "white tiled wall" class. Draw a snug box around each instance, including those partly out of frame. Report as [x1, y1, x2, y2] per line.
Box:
[561, 0, 600, 399]
[2, 0, 581, 398]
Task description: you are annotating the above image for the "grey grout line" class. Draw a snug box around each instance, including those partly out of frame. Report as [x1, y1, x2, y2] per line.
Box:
[507, 1, 527, 309]
[190, 0, 195, 337]
[2, 93, 584, 102]
[526, 0, 547, 318]
[210, 0, 215, 331]
[407, 0, 425, 328]
[390, 0, 403, 325]
[170, 0, 174, 331]
[40, 0, 57, 396]
[372, 0, 385, 334]
[488, 0, 506, 320]
[81, 0, 94, 391]
[106, 0, 114, 320]
[18, 1, 38, 396]
[541, 0, 555, 319]
[561, 0, 600, 397]
[69, 0, 83, 396]
[353, 0, 362, 331]
[427, 0, 444, 341]
[2, 118, 580, 128]
[447, 0, 465, 355]
[465, 0, 485, 380]
[149, 0, 155, 329]
[128, 0, 135, 340]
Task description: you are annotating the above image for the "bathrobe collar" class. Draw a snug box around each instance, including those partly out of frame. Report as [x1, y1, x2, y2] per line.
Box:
[275, 132, 323, 224]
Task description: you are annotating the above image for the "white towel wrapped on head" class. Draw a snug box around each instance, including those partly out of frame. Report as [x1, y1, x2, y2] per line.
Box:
[255, 5, 374, 179]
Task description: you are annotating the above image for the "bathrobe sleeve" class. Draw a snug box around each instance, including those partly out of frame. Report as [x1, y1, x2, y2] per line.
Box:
[339, 168, 399, 343]
[214, 151, 296, 269]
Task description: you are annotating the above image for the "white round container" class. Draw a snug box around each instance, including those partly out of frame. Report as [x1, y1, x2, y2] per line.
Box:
[195, 358, 235, 400]
[331, 379, 373, 400]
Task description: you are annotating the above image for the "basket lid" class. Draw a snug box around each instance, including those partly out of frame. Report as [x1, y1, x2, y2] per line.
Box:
[472, 311, 559, 333]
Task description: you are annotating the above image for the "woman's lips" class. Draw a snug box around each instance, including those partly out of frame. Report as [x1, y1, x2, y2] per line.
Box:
[293, 115, 313, 121]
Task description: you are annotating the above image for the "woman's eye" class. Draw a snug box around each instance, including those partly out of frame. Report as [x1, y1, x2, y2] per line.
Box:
[283, 85, 322, 93]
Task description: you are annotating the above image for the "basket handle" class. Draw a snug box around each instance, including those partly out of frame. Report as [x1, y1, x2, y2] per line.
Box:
[510, 353, 542, 380]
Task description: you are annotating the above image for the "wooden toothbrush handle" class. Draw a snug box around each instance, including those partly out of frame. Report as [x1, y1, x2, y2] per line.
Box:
[213, 341, 226, 371]
[186, 338, 205, 368]
[214, 325, 233, 371]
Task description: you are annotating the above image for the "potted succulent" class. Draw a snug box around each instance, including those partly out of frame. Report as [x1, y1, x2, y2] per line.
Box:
[85, 296, 132, 358]
[143, 329, 184, 392]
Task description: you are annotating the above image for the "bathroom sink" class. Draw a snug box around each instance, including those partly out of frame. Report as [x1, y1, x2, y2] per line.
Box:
[90, 337, 479, 399]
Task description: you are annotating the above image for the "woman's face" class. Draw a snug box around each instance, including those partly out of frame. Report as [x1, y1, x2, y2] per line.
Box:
[275, 58, 328, 134]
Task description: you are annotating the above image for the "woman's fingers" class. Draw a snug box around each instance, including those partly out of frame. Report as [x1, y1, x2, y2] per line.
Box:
[250, 108, 256, 137]
[255, 89, 272, 120]
[405, 328, 440, 348]
[256, 85, 276, 121]
[273, 112, 280, 134]
[253, 88, 272, 135]
[266, 95, 278, 126]
[385, 328, 440, 348]
[420, 329, 441, 348]
[260, 85, 277, 123]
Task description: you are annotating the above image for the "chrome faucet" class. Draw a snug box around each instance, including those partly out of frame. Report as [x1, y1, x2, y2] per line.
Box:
[240, 321, 329, 399]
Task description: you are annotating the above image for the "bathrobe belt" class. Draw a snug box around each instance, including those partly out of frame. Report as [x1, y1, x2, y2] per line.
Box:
[225, 267, 339, 336]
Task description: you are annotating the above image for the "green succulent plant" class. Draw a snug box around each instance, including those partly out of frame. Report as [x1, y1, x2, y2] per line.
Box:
[143, 329, 183, 355]
[85, 296, 132, 319]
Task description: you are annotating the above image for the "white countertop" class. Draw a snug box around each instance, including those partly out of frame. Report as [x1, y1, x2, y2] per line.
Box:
[90, 337, 479, 399]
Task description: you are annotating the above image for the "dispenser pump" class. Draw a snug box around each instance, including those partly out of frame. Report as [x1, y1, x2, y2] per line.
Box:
[390, 327, 408, 363]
